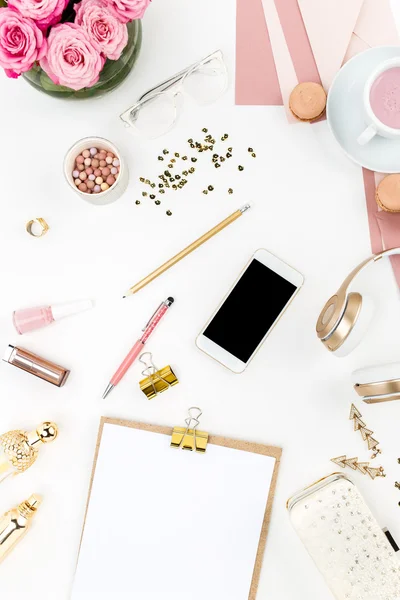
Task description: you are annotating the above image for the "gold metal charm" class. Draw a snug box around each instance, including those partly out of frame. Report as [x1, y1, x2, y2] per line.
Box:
[331, 455, 386, 479]
[138, 352, 178, 400]
[349, 403, 382, 458]
[171, 407, 208, 453]
[26, 218, 49, 238]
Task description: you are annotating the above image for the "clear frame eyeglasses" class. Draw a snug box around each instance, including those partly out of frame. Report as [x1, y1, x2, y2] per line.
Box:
[120, 50, 228, 138]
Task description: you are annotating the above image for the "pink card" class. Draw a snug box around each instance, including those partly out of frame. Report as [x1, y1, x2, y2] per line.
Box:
[353, 0, 399, 49]
[298, 0, 364, 90]
[260, 0, 322, 122]
[261, 0, 298, 121]
[274, 0, 321, 85]
[235, 0, 283, 105]
[345, 0, 399, 63]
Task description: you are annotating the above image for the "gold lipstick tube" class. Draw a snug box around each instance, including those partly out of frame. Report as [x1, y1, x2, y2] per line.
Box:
[3, 345, 70, 386]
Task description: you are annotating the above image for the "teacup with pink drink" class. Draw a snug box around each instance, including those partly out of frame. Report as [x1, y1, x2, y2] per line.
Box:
[358, 57, 400, 145]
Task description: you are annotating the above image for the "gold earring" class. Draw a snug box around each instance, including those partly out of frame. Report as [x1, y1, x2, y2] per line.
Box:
[331, 455, 386, 479]
[349, 404, 382, 459]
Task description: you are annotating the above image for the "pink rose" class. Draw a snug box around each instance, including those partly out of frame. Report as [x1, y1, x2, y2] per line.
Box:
[0, 7, 47, 78]
[40, 23, 105, 90]
[75, 0, 128, 60]
[8, 0, 69, 30]
[104, 0, 150, 24]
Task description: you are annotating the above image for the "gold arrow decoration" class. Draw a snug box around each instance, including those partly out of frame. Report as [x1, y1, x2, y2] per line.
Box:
[349, 404, 362, 420]
[348, 403, 382, 459]
[331, 455, 346, 468]
[353, 415, 366, 431]
[360, 427, 373, 441]
[365, 466, 386, 480]
[331, 455, 386, 479]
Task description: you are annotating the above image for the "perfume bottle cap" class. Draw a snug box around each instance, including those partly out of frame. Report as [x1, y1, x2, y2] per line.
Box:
[18, 494, 42, 518]
[51, 299, 93, 321]
[27, 422, 58, 448]
[26, 495, 42, 511]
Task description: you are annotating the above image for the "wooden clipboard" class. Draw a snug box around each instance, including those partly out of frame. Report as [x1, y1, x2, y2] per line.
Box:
[77, 416, 282, 600]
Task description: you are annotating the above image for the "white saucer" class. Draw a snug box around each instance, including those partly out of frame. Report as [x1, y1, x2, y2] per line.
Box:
[327, 46, 400, 173]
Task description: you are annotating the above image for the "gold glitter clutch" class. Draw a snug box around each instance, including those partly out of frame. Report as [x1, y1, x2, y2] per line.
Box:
[0, 422, 58, 483]
[288, 473, 400, 600]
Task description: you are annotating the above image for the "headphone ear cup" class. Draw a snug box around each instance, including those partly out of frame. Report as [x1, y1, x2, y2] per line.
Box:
[352, 362, 400, 403]
[333, 295, 375, 357]
[353, 362, 400, 385]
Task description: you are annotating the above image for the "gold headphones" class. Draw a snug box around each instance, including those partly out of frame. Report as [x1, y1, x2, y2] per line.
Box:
[316, 248, 400, 355]
[352, 363, 400, 404]
[317, 247, 400, 403]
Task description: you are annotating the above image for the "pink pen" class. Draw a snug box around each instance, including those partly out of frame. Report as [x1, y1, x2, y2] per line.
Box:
[102, 297, 174, 399]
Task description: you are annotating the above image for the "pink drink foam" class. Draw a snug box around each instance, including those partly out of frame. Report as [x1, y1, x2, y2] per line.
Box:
[370, 67, 400, 129]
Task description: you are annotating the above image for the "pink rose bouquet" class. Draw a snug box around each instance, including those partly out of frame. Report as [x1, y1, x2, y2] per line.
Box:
[0, 0, 150, 91]
[75, 0, 128, 61]
[8, 0, 69, 31]
[40, 23, 105, 89]
[105, 0, 150, 24]
[0, 7, 47, 78]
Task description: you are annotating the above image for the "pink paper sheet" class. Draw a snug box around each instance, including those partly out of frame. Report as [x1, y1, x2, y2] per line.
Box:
[274, 0, 321, 85]
[298, 0, 364, 90]
[260, 0, 324, 123]
[261, 0, 298, 121]
[362, 168, 400, 288]
[354, 0, 399, 49]
[235, 0, 283, 105]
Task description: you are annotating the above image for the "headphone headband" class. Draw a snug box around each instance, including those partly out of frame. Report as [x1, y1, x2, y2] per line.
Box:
[338, 247, 400, 296]
[316, 248, 400, 340]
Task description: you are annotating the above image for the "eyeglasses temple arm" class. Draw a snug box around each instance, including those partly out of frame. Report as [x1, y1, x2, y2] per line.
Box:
[138, 50, 222, 102]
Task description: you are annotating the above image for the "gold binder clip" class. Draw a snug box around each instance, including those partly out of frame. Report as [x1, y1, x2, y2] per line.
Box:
[138, 352, 179, 400]
[171, 407, 208, 453]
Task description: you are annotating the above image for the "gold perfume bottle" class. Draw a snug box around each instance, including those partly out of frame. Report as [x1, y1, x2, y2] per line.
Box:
[0, 495, 42, 563]
[0, 422, 58, 484]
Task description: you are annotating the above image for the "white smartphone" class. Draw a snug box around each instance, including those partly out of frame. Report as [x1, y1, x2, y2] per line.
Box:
[196, 248, 304, 373]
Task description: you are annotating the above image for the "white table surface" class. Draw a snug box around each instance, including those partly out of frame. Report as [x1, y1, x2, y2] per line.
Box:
[1, 1, 400, 598]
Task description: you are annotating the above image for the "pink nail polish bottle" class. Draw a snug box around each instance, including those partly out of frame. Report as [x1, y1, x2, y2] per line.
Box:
[13, 300, 93, 335]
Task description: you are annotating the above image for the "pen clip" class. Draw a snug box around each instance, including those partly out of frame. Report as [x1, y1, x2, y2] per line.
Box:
[142, 302, 164, 331]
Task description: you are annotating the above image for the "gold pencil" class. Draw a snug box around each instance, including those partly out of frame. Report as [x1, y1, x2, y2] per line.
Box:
[123, 204, 251, 297]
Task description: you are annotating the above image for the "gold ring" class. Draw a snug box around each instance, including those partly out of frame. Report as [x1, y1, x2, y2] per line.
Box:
[26, 218, 50, 238]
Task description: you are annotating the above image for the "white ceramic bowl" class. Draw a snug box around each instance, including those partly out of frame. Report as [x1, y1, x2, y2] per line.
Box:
[64, 136, 129, 205]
